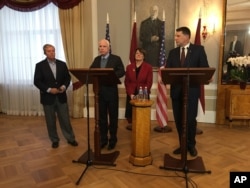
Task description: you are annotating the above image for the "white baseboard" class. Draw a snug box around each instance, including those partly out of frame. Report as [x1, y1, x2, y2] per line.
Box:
[83, 107, 216, 123]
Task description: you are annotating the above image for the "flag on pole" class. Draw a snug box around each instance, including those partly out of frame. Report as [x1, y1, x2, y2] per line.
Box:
[129, 14, 137, 64]
[125, 13, 138, 128]
[194, 17, 205, 114]
[194, 18, 201, 45]
[73, 13, 111, 91]
[106, 13, 111, 53]
[155, 20, 168, 128]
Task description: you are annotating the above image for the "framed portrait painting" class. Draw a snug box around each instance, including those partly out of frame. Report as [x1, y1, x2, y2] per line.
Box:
[131, 0, 179, 68]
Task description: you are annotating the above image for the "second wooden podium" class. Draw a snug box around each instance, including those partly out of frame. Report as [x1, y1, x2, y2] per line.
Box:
[129, 99, 154, 166]
[159, 67, 215, 174]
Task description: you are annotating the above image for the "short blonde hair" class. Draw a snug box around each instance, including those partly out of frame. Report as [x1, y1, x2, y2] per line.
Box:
[43, 44, 55, 54]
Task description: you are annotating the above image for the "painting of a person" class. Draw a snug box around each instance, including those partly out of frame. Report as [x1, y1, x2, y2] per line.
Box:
[139, 5, 163, 67]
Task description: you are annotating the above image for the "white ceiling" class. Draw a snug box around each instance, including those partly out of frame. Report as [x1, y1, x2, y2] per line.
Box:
[226, 0, 250, 30]
[227, 0, 250, 8]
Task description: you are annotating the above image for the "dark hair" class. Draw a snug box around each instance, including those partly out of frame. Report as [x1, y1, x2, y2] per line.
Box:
[176, 27, 191, 38]
[135, 47, 146, 57]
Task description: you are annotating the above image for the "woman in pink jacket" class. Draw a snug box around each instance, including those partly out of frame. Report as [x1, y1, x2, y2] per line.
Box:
[124, 48, 153, 129]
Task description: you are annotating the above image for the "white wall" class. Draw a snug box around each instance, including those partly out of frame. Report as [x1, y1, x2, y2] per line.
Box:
[178, 0, 223, 123]
[89, 0, 224, 123]
[96, 0, 131, 68]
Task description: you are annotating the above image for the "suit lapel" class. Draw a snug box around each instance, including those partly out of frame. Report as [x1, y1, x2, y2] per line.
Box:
[185, 45, 194, 67]
[105, 55, 112, 68]
[174, 47, 182, 67]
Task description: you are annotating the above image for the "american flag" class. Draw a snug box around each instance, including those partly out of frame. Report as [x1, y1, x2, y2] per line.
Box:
[156, 20, 168, 127]
[105, 22, 112, 53]
[194, 17, 205, 114]
[72, 16, 112, 91]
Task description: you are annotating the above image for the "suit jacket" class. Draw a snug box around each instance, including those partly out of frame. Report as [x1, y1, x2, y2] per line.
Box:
[139, 17, 163, 67]
[124, 62, 153, 96]
[166, 43, 209, 99]
[140, 17, 162, 46]
[34, 58, 71, 105]
[90, 54, 125, 82]
[229, 40, 242, 55]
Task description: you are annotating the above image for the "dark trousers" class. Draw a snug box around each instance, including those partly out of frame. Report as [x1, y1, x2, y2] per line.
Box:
[99, 86, 119, 145]
[172, 97, 198, 149]
[125, 95, 132, 124]
[43, 97, 75, 143]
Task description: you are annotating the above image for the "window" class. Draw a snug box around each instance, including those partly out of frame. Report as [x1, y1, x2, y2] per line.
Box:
[0, 3, 66, 115]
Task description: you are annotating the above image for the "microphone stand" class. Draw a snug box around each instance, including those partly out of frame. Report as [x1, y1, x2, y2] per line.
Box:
[74, 70, 93, 185]
[182, 47, 191, 187]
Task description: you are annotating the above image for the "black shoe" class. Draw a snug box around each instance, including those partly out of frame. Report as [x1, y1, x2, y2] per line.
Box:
[107, 143, 116, 150]
[173, 147, 181, 155]
[68, 140, 78, 147]
[189, 147, 198, 157]
[126, 124, 132, 131]
[101, 142, 108, 149]
[52, 142, 59, 148]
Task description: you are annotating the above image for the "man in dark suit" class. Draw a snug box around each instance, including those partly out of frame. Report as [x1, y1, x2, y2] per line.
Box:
[90, 39, 125, 150]
[34, 44, 78, 149]
[166, 27, 210, 157]
[140, 5, 162, 67]
[229, 35, 243, 57]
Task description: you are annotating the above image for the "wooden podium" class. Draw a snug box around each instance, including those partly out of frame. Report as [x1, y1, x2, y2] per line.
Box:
[160, 67, 215, 174]
[129, 99, 154, 166]
[69, 68, 120, 166]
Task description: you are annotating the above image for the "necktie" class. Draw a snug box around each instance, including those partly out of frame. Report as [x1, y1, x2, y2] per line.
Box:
[101, 57, 107, 68]
[180, 47, 185, 67]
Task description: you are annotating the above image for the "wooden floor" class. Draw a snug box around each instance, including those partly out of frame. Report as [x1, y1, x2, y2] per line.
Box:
[0, 114, 250, 188]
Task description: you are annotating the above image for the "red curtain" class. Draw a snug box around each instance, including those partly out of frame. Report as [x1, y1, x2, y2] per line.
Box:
[0, 0, 83, 11]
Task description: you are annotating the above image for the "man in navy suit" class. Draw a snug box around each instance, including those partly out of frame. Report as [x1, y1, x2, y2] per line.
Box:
[34, 44, 78, 149]
[166, 27, 209, 157]
[90, 39, 125, 150]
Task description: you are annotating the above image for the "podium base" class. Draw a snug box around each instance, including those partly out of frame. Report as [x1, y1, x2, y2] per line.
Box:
[73, 149, 119, 166]
[126, 124, 132, 130]
[160, 154, 211, 174]
[129, 154, 152, 167]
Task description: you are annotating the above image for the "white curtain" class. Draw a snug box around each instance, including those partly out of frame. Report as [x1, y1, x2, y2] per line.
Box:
[0, 3, 67, 116]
